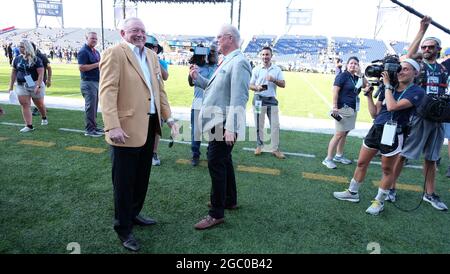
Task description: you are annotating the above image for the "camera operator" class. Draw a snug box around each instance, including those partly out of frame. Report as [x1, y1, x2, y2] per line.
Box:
[392, 16, 449, 211]
[333, 59, 425, 215]
[187, 44, 218, 166]
[323, 56, 367, 169]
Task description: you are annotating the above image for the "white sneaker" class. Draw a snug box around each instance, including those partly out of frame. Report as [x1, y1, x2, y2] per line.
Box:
[322, 158, 337, 169]
[152, 153, 161, 166]
[19, 126, 34, 133]
[333, 189, 360, 202]
[385, 189, 397, 203]
[366, 200, 384, 215]
[333, 155, 352, 165]
[41, 119, 48, 125]
[423, 193, 448, 211]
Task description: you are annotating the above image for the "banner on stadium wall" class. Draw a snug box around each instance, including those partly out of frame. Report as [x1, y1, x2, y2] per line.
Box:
[35, 0, 63, 17]
[0, 26, 15, 34]
[286, 9, 313, 26]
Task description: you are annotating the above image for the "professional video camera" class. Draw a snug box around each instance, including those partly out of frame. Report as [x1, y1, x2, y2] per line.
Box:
[188, 44, 210, 66]
[364, 54, 401, 97]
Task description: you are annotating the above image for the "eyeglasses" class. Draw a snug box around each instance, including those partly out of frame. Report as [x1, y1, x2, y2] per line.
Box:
[421, 45, 436, 50]
[216, 33, 232, 40]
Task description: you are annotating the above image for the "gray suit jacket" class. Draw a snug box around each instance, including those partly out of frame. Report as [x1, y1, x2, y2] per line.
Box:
[196, 49, 251, 137]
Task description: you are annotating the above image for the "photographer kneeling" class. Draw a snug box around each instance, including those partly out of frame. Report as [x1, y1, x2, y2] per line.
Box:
[333, 59, 425, 215]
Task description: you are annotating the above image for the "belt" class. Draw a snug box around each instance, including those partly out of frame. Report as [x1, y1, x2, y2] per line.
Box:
[17, 82, 25, 86]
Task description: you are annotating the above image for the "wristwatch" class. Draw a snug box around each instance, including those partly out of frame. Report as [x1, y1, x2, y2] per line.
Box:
[385, 84, 394, 91]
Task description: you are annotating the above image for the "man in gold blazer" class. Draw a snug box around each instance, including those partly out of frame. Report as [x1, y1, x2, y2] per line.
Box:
[99, 17, 177, 252]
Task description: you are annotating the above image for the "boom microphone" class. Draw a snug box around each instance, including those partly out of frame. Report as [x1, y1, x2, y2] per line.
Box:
[390, 0, 450, 35]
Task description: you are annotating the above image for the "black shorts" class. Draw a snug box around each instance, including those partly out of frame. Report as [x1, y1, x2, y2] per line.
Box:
[363, 125, 403, 157]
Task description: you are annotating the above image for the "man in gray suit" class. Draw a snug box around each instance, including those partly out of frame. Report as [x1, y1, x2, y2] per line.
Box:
[189, 24, 251, 230]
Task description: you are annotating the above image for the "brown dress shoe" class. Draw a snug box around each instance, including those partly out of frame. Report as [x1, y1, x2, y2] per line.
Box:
[272, 150, 286, 159]
[254, 147, 262, 155]
[194, 215, 224, 230]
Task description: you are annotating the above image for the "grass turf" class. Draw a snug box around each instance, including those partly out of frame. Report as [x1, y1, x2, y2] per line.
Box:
[1, 104, 450, 254]
[0, 61, 376, 122]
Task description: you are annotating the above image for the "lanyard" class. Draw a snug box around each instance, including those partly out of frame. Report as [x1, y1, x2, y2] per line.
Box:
[389, 83, 413, 122]
[395, 83, 413, 101]
[423, 61, 437, 73]
[348, 72, 359, 94]
[20, 57, 30, 76]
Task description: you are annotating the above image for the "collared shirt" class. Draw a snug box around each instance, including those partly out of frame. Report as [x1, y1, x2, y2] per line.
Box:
[77, 44, 100, 81]
[250, 63, 284, 97]
[125, 41, 155, 114]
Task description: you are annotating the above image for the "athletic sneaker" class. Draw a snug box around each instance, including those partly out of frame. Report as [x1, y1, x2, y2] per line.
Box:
[366, 200, 384, 215]
[322, 158, 337, 169]
[333, 189, 360, 202]
[333, 155, 352, 165]
[84, 131, 103, 137]
[423, 193, 448, 211]
[19, 126, 34, 133]
[385, 188, 397, 203]
[152, 153, 161, 166]
[41, 119, 48, 125]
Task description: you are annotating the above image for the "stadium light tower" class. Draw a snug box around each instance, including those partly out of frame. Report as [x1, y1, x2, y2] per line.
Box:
[33, 0, 64, 28]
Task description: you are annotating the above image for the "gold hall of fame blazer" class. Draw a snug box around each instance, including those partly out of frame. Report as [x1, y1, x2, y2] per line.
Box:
[99, 42, 172, 147]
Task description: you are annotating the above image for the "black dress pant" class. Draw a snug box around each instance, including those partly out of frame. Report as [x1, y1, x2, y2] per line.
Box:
[207, 127, 237, 219]
[111, 114, 157, 237]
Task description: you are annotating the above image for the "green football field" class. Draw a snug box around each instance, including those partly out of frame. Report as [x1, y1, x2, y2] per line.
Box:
[1, 103, 450, 254]
[0, 59, 376, 122]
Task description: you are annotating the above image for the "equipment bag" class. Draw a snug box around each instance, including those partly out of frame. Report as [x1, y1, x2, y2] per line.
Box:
[417, 94, 450, 123]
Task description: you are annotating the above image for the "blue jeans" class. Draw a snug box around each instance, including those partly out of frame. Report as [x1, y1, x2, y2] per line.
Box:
[80, 80, 99, 133]
[191, 109, 201, 159]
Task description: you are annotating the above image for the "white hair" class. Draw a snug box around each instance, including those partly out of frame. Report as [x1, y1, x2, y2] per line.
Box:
[120, 17, 144, 31]
[221, 24, 241, 47]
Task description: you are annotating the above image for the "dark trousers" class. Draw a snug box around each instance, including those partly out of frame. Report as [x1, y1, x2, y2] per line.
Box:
[191, 109, 201, 159]
[111, 114, 157, 237]
[207, 128, 237, 219]
[80, 80, 99, 133]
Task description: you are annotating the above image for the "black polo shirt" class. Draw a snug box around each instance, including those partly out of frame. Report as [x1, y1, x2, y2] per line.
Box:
[77, 44, 100, 81]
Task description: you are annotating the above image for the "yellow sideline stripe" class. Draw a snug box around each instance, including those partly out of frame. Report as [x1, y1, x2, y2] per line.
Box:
[0, 137, 9, 141]
[372, 181, 421, 192]
[18, 140, 55, 147]
[237, 165, 280, 176]
[176, 159, 207, 167]
[66, 146, 106, 154]
[176, 159, 280, 175]
[302, 172, 348, 183]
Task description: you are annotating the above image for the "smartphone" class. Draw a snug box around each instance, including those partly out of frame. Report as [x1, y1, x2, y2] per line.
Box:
[330, 112, 343, 121]
[261, 84, 268, 91]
